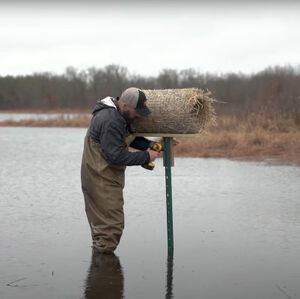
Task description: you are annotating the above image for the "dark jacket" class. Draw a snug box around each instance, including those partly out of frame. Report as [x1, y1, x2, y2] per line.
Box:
[88, 97, 150, 166]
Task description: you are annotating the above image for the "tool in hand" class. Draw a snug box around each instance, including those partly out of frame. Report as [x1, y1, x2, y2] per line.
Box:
[142, 142, 163, 170]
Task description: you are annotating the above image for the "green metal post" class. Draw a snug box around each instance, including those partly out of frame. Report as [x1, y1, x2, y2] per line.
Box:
[163, 137, 174, 252]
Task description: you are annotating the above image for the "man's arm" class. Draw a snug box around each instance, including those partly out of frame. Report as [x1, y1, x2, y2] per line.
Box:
[129, 137, 152, 151]
[100, 121, 150, 166]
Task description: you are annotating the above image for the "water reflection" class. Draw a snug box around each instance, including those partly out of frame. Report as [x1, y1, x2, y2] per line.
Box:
[84, 251, 124, 299]
[165, 250, 174, 299]
[83, 250, 174, 299]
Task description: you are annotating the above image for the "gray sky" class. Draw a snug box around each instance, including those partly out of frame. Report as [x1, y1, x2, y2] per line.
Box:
[0, 1, 300, 76]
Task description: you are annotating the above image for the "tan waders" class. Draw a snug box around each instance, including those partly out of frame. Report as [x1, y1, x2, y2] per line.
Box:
[81, 134, 128, 253]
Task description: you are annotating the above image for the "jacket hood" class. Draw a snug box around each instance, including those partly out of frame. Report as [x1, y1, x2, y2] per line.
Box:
[92, 97, 117, 115]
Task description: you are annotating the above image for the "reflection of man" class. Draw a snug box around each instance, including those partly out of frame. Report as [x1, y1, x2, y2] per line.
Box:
[84, 251, 124, 299]
[81, 87, 160, 253]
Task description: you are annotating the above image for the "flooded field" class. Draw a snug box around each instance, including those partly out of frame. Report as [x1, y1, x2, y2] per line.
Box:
[0, 112, 88, 122]
[1, 127, 300, 299]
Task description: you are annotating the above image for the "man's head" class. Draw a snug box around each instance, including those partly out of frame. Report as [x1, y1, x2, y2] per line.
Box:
[118, 87, 151, 121]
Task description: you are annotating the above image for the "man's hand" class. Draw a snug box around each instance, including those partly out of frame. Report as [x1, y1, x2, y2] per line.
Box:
[172, 138, 179, 146]
[147, 149, 160, 162]
[154, 138, 179, 149]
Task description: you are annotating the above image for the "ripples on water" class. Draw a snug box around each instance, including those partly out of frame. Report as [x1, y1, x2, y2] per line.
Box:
[1, 127, 300, 299]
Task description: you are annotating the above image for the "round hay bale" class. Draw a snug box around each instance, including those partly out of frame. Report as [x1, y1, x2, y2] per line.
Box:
[132, 88, 216, 134]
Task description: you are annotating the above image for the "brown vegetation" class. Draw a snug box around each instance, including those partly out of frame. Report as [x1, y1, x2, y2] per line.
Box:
[1, 113, 299, 164]
[175, 115, 300, 164]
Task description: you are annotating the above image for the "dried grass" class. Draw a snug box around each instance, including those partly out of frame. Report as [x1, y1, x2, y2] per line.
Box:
[174, 116, 300, 164]
[1, 111, 299, 164]
[132, 88, 216, 134]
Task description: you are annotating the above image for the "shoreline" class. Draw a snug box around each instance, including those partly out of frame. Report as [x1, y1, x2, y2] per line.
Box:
[1, 116, 299, 165]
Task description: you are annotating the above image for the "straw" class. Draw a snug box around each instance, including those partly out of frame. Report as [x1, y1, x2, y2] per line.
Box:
[133, 88, 216, 134]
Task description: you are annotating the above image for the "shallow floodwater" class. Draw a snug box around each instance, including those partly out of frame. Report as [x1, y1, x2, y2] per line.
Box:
[0, 112, 88, 122]
[1, 127, 300, 299]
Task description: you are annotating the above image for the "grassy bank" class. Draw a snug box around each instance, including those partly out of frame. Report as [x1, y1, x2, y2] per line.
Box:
[1, 114, 299, 164]
[178, 115, 299, 164]
[176, 130, 299, 163]
[174, 115, 300, 163]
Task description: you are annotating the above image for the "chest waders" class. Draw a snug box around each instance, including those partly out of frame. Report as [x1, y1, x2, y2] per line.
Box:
[81, 134, 134, 253]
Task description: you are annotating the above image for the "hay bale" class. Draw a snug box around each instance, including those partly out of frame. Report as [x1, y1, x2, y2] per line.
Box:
[133, 88, 216, 134]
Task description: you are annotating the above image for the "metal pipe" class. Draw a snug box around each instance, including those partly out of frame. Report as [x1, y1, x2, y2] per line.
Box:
[163, 137, 174, 252]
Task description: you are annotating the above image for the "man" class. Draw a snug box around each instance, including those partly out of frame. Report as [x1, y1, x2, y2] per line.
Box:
[81, 87, 159, 254]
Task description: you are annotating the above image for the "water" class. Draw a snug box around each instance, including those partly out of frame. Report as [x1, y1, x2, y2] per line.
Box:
[0, 112, 88, 122]
[1, 127, 300, 299]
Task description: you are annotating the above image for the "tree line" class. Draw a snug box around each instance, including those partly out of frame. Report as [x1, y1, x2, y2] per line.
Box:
[0, 64, 299, 124]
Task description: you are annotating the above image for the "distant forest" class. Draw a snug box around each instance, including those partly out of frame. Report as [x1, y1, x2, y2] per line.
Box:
[0, 64, 299, 124]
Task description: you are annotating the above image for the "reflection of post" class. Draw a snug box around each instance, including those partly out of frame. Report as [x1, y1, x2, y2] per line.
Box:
[165, 250, 174, 299]
[163, 137, 174, 251]
[83, 251, 124, 299]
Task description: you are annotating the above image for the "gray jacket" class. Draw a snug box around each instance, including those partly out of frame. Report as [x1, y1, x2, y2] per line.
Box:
[88, 97, 150, 166]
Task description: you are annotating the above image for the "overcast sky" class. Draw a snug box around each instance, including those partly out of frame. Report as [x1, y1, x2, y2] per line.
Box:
[0, 1, 300, 76]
